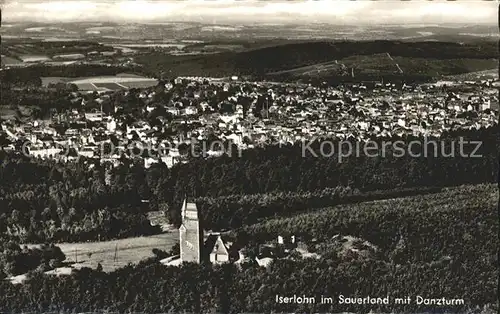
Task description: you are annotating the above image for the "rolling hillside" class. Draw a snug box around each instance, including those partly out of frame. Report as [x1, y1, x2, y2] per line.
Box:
[136, 40, 497, 83]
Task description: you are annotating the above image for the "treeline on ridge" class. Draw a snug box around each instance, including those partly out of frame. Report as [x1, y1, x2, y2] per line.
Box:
[236, 184, 498, 263]
[194, 186, 444, 231]
[0, 126, 497, 242]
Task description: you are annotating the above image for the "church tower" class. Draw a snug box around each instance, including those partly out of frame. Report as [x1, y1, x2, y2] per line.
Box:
[179, 197, 203, 263]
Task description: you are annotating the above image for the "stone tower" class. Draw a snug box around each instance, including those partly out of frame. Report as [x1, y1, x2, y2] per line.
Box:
[179, 197, 203, 263]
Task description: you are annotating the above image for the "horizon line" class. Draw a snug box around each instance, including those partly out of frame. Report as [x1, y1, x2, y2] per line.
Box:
[2, 20, 497, 26]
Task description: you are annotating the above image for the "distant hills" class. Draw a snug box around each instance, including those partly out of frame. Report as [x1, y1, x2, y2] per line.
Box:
[2, 22, 497, 84]
[1, 22, 497, 42]
[136, 40, 498, 83]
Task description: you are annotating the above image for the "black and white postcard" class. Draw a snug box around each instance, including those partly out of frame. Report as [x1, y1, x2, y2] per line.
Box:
[0, 1, 498, 313]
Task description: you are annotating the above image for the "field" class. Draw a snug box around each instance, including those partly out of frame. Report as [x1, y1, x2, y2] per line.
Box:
[93, 82, 128, 90]
[342, 53, 402, 74]
[1, 55, 24, 66]
[41, 76, 70, 86]
[18, 55, 51, 63]
[118, 43, 186, 49]
[25, 232, 178, 272]
[268, 53, 401, 77]
[120, 80, 160, 89]
[69, 76, 158, 91]
[53, 53, 85, 60]
[73, 83, 97, 90]
[40, 75, 158, 90]
[2, 41, 114, 59]
[268, 60, 345, 77]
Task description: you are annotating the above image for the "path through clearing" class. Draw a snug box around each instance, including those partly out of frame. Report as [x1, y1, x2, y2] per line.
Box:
[24, 232, 178, 272]
[386, 52, 403, 74]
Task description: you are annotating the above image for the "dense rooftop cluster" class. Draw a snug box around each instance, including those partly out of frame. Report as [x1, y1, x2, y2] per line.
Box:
[1, 75, 497, 168]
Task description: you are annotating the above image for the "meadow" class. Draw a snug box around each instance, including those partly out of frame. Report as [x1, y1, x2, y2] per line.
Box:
[1, 55, 24, 66]
[40, 75, 158, 90]
[24, 232, 178, 272]
[69, 76, 157, 89]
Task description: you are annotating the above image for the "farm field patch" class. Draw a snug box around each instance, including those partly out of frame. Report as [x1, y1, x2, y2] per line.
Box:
[24, 232, 178, 272]
[68, 76, 157, 84]
[119, 80, 159, 89]
[267, 54, 498, 81]
[341, 53, 401, 74]
[40, 75, 158, 90]
[41, 77, 70, 86]
[268, 60, 345, 76]
[18, 55, 51, 63]
[1, 55, 23, 65]
[445, 68, 498, 81]
[93, 82, 127, 90]
[73, 83, 97, 90]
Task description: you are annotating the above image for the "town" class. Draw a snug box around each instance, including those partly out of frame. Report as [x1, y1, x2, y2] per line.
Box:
[1, 73, 497, 169]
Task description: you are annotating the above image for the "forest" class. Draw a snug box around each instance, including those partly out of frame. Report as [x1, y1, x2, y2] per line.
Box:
[194, 185, 444, 230]
[0, 183, 496, 313]
[0, 125, 497, 242]
[0, 242, 66, 279]
[166, 126, 498, 226]
[237, 184, 498, 263]
[0, 153, 161, 243]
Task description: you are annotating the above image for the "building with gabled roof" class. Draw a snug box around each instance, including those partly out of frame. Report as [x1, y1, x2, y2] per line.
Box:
[205, 233, 232, 264]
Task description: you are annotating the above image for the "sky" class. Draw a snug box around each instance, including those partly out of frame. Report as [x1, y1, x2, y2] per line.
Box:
[2, 0, 498, 25]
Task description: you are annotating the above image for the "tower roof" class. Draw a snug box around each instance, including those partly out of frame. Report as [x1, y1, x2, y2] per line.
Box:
[182, 197, 198, 220]
[185, 194, 195, 204]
